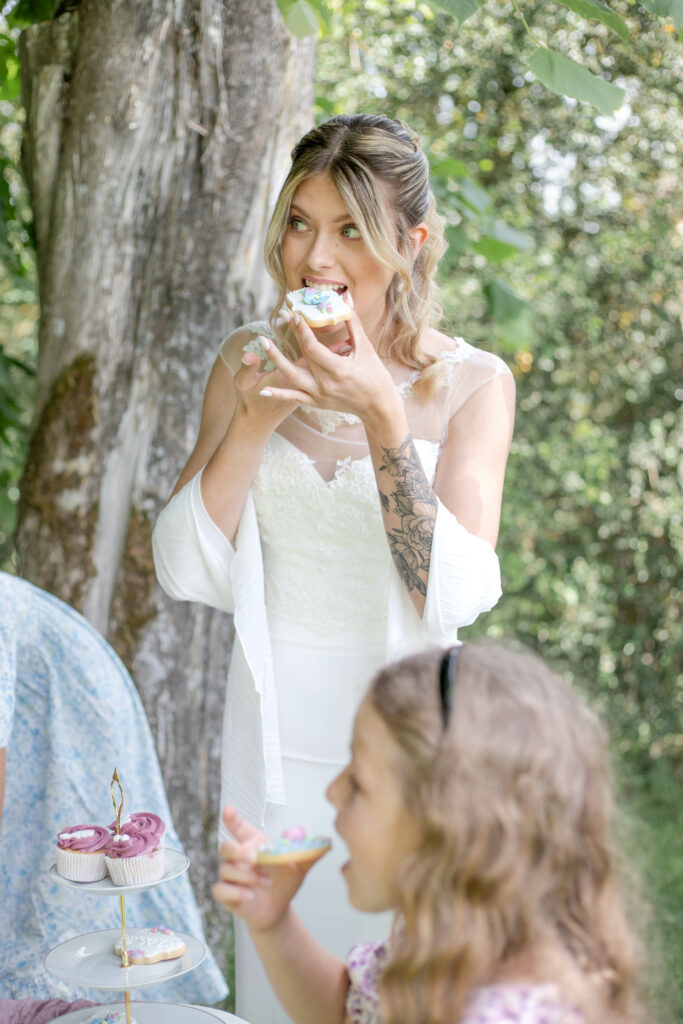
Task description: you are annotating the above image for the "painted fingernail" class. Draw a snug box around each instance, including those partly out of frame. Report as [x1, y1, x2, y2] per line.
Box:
[292, 311, 301, 326]
[241, 355, 252, 365]
[346, 291, 355, 308]
[260, 389, 272, 397]
[259, 336, 272, 350]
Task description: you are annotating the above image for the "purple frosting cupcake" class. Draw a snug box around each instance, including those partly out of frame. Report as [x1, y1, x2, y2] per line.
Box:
[110, 811, 166, 848]
[56, 824, 110, 882]
[105, 828, 165, 886]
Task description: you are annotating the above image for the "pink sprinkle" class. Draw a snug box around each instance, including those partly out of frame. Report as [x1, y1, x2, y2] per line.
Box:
[282, 825, 306, 841]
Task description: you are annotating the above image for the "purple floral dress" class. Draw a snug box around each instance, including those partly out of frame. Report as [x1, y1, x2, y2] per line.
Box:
[346, 942, 584, 1024]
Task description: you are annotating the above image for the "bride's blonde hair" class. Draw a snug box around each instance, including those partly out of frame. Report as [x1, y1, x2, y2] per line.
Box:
[264, 114, 447, 394]
[369, 644, 646, 1024]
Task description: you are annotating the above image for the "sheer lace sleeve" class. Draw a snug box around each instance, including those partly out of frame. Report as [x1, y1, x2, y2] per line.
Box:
[423, 498, 502, 638]
[218, 321, 280, 377]
[440, 340, 512, 444]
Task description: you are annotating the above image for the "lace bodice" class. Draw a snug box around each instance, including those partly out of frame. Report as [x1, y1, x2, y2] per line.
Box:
[221, 320, 509, 481]
[220, 320, 508, 635]
[251, 433, 439, 636]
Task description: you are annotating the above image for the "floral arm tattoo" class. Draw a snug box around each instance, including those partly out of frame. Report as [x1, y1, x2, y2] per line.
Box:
[377, 436, 438, 598]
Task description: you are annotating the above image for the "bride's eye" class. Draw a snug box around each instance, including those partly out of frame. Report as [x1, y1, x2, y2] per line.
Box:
[289, 216, 307, 232]
[341, 224, 361, 239]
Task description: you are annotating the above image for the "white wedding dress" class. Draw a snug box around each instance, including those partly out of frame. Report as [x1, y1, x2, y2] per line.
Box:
[153, 323, 511, 1023]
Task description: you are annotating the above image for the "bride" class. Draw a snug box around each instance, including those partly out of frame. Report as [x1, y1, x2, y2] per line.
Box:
[153, 113, 515, 1023]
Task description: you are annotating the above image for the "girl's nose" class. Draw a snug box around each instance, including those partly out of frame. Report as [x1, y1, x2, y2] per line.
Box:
[326, 768, 344, 808]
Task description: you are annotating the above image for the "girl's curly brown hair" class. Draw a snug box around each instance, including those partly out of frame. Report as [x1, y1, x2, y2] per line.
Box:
[369, 644, 646, 1024]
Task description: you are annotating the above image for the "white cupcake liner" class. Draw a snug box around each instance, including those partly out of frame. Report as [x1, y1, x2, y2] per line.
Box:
[55, 846, 107, 882]
[105, 846, 165, 886]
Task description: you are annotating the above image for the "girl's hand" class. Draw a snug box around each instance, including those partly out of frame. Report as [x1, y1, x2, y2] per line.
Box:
[212, 806, 314, 935]
[258, 306, 400, 423]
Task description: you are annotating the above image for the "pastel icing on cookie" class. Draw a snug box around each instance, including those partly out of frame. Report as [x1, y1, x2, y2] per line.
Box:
[256, 825, 332, 865]
[114, 925, 187, 965]
[286, 286, 352, 328]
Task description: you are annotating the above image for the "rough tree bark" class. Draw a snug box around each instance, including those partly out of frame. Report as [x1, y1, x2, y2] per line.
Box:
[15, 0, 315, 982]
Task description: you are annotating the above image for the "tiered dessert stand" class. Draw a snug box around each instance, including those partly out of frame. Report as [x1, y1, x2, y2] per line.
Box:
[44, 771, 222, 1024]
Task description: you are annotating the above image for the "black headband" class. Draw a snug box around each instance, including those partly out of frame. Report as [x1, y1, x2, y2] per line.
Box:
[439, 645, 461, 728]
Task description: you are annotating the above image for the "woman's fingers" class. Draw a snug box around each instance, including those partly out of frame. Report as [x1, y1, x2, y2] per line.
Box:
[288, 312, 346, 373]
[235, 352, 267, 392]
[258, 336, 319, 391]
[342, 307, 371, 353]
[260, 385, 316, 404]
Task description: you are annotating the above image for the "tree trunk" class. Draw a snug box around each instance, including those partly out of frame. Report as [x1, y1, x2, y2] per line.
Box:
[16, 0, 315, 984]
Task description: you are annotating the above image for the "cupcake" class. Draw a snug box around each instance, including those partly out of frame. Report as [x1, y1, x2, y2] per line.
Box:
[55, 824, 110, 882]
[110, 811, 166, 848]
[105, 828, 165, 886]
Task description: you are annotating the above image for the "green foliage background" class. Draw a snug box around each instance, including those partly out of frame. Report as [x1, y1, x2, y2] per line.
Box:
[0, 0, 681, 1017]
[315, 2, 681, 1016]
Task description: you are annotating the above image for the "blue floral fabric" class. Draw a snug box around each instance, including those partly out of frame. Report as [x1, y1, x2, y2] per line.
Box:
[0, 572, 228, 1004]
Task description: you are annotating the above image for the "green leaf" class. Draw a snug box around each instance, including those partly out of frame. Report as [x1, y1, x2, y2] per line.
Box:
[304, 0, 334, 34]
[490, 219, 533, 251]
[6, 0, 54, 28]
[472, 237, 517, 263]
[277, 0, 321, 37]
[431, 0, 486, 25]
[639, 0, 683, 28]
[458, 177, 492, 214]
[484, 278, 527, 322]
[430, 155, 469, 180]
[445, 224, 469, 255]
[527, 47, 625, 114]
[555, 0, 630, 42]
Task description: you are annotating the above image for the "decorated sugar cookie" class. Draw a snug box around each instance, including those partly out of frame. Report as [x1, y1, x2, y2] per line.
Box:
[286, 286, 352, 328]
[256, 825, 332, 865]
[114, 925, 187, 965]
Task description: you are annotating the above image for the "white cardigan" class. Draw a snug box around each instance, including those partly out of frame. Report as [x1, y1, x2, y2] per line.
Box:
[152, 469, 501, 826]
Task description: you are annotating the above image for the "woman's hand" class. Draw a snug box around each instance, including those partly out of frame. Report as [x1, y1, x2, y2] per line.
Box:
[257, 306, 401, 425]
[212, 806, 314, 935]
[232, 348, 302, 436]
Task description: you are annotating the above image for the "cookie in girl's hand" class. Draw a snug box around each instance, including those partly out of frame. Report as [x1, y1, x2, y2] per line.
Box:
[286, 286, 352, 328]
[114, 925, 186, 965]
[256, 825, 332, 865]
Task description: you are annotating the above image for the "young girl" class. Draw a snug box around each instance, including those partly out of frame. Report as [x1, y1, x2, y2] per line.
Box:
[153, 113, 515, 1020]
[213, 644, 645, 1024]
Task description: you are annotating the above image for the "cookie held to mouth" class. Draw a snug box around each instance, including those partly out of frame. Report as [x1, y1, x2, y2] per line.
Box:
[256, 825, 332, 865]
[287, 286, 352, 328]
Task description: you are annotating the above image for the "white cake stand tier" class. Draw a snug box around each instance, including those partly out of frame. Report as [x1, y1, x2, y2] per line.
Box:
[48, 847, 190, 894]
[44, 927, 206, 990]
[42, 1002, 236, 1023]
